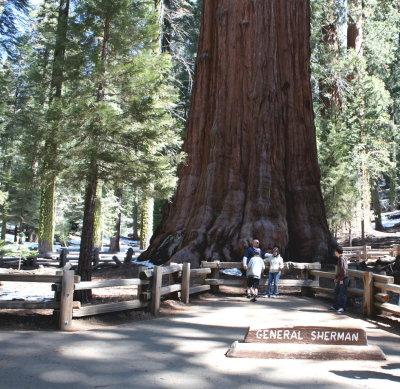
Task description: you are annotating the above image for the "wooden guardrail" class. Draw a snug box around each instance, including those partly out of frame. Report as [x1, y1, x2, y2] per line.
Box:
[200, 261, 321, 295]
[0, 266, 81, 330]
[0, 262, 211, 331]
[2, 258, 399, 331]
[372, 274, 400, 316]
[309, 268, 400, 318]
[138, 263, 211, 313]
[343, 244, 400, 263]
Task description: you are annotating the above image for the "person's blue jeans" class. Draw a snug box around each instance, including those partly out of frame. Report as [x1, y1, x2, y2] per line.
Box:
[267, 272, 281, 296]
[333, 278, 349, 310]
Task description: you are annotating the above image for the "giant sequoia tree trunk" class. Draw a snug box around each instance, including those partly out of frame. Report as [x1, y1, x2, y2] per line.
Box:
[140, 0, 330, 267]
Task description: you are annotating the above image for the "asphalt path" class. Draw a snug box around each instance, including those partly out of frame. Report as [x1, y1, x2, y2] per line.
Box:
[1, 294, 400, 389]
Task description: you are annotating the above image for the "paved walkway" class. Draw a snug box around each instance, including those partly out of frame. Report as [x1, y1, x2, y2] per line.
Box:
[1, 295, 400, 389]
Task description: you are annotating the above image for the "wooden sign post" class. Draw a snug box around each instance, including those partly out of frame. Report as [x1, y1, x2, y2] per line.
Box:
[226, 325, 386, 360]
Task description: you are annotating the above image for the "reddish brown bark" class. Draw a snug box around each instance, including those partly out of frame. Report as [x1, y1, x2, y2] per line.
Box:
[319, 23, 342, 113]
[140, 0, 330, 267]
[347, 0, 363, 56]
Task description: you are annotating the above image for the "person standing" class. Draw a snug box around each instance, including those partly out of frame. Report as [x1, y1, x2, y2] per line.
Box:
[243, 239, 266, 297]
[329, 246, 349, 314]
[246, 248, 265, 302]
[264, 246, 284, 297]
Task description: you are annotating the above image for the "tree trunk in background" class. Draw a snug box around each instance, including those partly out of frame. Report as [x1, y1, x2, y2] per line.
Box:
[0, 150, 12, 240]
[0, 201, 9, 240]
[140, 184, 154, 251]
[77, 13, 109, 302]
[347, 0, 371, 233]
[388, 139, 398, 211]
[155, 0, 172, 53]
[347, 0, 363, 56]
[371, 180, 383, 231]
[109, 187, 122, 252]
[139, 0, 330, 267]
[93, 181, 103, 250]
[76, 159, 98, 302]
[38, 0, 70, 255]
[319, 15, 342, 114]
[131, 193, 140, 241]
[39, 180, 55, 254]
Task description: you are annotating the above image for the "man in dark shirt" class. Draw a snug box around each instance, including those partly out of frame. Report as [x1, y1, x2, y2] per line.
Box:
[242, 239, 266, 297]
[242, 239, 266, 268]
[329, 246, 349, 314]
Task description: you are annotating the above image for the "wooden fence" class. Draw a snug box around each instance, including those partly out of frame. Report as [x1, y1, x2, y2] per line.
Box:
[309, 268, 400, 317]
[1, 259, 400, 331]
[343, 245, 400, 263]
[0, 267, 81, 331]
[200, 261, 321, 295]
[0, 262, 211, 331]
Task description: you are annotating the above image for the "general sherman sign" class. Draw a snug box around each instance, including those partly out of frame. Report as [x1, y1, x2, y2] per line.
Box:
[244, 326, 368, 345]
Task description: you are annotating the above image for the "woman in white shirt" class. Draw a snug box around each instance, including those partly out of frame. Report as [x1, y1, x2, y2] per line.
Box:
[264, 246, 284, 297]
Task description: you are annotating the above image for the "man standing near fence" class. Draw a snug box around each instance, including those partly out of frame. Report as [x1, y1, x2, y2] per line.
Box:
[329, 246, 349, 314]
[245, 248, 265, 302]
[243, 239, 266, 297]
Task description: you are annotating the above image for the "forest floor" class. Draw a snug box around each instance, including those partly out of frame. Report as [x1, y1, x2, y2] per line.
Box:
[337, 225, 400, 248]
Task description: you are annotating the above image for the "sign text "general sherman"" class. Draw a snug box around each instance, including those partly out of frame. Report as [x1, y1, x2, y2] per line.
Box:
[245, 326, 368, 345]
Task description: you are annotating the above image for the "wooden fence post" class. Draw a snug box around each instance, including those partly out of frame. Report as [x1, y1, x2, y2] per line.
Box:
[92, 248, 100, 267]
[363, 245, 368, 262]
[181, 262, 191, 304]
[59, 264, 75, 331]
[363, 271, 373, 317]
[59, 248, 69, 268]
[300, 267, 313, 297]
[211, 260, 220, 294]
[137, 265, 146, 300]
[124, 247, 134, 263]
[168, 270, 180, 300]
[151, 266, 163, 315]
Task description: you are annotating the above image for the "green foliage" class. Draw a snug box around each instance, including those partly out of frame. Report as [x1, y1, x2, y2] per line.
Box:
[1, 0, 186, 248]
[63, 0, 184, 192]
[0, 239, 37, 259]
[311, 0, 400, 232]
[161, 0, 201, 123]
[0, 0, 30, 57]
[3, 0, 398, 248]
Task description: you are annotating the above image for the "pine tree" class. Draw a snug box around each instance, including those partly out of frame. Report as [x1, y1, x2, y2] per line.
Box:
[311, 0, 399, 235]
[64, 0, 182, 300]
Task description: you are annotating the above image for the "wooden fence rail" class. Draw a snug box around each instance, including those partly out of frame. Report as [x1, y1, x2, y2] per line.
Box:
[0, 262, 211, 330]
[343, 244, 400, 262]
[200, 260, 321, 295]
[309, 268, 400, 318]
